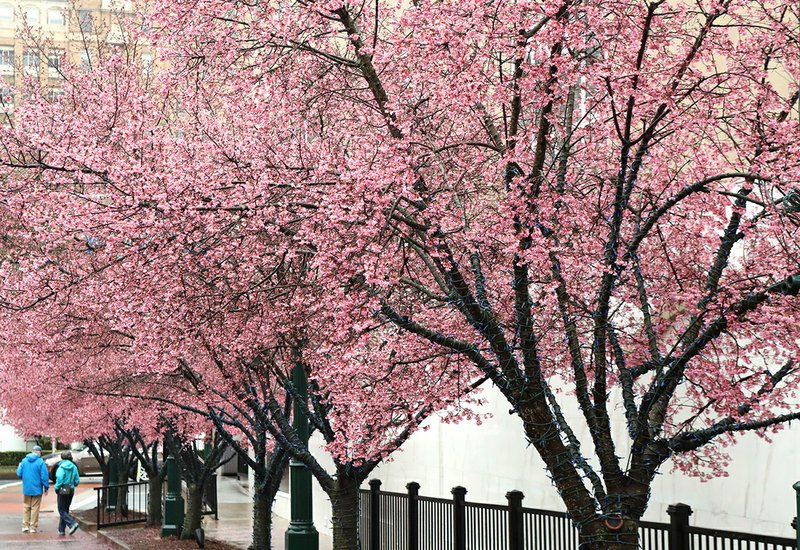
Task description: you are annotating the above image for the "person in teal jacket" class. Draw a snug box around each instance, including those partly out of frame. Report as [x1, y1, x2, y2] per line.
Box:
[54, 451, 81, 535]
[16, 445, 49, 533]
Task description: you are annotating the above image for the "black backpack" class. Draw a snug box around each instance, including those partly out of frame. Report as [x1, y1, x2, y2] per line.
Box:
[48, 462, 58, 484]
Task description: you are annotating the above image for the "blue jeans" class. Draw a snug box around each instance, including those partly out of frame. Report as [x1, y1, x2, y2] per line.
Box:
[57, 491, 76, 533]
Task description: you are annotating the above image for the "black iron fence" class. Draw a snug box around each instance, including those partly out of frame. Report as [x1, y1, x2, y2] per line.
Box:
[359, 479, 797, 550]
[202, 474, 219, 519]
[94, 480, 149, 529]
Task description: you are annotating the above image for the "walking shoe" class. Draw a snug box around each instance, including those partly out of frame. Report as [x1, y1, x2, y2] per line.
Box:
[68, 523, 79, 535]
[29, 529, 36, 533]
[21, 527, 29, 533]
[58, 531, 65, 536]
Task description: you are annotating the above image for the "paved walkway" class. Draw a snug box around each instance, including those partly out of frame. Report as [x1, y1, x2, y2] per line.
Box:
[0, 477, 334, 549]
[0, 480, 114, 549]
[202, 476, 333, 550]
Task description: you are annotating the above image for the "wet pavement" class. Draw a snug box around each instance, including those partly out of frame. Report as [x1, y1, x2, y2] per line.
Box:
[0, 481, 115, 549]
[0, 476, 334, 549]
[202, 477, 332, 550]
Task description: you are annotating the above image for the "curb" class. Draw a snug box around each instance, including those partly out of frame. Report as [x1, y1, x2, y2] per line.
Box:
[74, 515, 132, 550]
[97, 528, 133, 550]
[74, 514, 98, 533]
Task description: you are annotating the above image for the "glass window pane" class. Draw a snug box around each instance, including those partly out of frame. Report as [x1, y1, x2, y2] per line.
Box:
[47, 9, 64, 26]
[78, 10, 92, 32]
[24, 6, 39, 24]
[0, 5, 13, 25]
[0, 47, 14, 66]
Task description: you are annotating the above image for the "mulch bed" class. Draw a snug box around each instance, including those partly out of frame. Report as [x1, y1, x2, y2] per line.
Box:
[73, 508, 241, 550]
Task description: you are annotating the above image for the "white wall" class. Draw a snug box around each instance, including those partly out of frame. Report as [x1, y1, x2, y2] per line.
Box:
[0, 423, 27, 452]
[298, 385, 799, 539]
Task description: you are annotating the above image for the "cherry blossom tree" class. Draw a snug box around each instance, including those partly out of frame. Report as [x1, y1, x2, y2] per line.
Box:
[2, 0, 799, 547]
[0, 44, 479, 549]
[140, 0, 800, 547]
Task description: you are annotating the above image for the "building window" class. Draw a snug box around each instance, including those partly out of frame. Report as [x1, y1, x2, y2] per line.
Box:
[23, 49, 39, 75]
[48, 49, 62, 68]
[46, 88, 64, 103]
[23, 6, 39, 25]
[0, 86, 11, 103]
[23, 49, 38, 68]
[47, 8, 64, 26]
[141, 52, 153, 75]
[48, 49, 63, 73]
[78, 10, 93, 32]
[0, 46, 14, 67]
[79, 49, 91, 71]
[0, 4, 13, 26]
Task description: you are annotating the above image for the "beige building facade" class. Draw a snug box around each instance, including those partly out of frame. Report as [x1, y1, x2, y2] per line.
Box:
[0, 0, 147, 113]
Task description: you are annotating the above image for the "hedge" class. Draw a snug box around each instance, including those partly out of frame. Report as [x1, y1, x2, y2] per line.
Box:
[0, 451, 29, 467]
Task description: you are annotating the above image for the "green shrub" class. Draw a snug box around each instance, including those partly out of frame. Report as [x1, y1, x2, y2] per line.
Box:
[0, 451, 29, 466]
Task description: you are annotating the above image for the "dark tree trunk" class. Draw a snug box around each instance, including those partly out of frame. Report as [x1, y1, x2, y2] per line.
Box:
[517, 404, 597, 524]
[251, 473, 273, 550]
[181, 482, 203, 539]
[578, 517, 640, 550]
[329, 469, 361, 550]
[147, 473, 164, 527]
[115, 467, 129, 515]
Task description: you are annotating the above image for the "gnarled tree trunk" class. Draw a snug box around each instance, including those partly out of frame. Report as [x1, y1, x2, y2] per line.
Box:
[251, 473, 273, 550]
[329, 468, 361, 550]
[578, 517, 640, 550]
[147, 473, 164, 527]
[180, 482, 203, 539]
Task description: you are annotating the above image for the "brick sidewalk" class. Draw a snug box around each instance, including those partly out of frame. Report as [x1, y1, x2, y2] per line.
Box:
[0, 481, 115, 548]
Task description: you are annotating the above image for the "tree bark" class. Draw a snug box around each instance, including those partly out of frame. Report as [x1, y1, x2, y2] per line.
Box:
[181, 482, 203, 539]
[116, 467, 129, 516]
[329, 469, 361, 550]
[251, 476, 273, 550]
[147, 473, 164, 527]
[578, 517, 640, 550]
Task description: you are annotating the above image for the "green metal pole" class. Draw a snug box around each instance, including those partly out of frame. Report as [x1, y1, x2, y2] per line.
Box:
[285, 364, 319, 550]
[794, 481, 800, 549]
[161, 454, 184, 537]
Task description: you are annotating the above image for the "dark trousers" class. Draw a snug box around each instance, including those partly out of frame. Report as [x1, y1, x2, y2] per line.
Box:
[57, 491, 76, 533]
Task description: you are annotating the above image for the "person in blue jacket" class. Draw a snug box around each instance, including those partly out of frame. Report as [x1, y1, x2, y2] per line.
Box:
[16, 445, 50, 533]
[54, 451, 81, 535]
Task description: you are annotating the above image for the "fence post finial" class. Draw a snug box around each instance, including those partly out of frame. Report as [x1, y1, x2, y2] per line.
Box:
[667, 503, 693, 550]
[452, 486, 467, 550]
[506, 490, 525, 550]
[407, 482, 420, 550]
[369, 479, 382, 550]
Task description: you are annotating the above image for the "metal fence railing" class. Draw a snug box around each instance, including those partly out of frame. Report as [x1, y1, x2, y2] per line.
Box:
[638, 519, 670, 550]
[94, 480, 149, 529]
[358, 479, 797, 550]
[202, 474, 218, 520]
[688, 525, 796, 550]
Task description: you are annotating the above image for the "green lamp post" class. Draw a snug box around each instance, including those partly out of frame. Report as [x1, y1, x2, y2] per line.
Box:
[793, 481, 800, 549]
[161, 454, 184, 537]
[285, 363, 319, 550]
